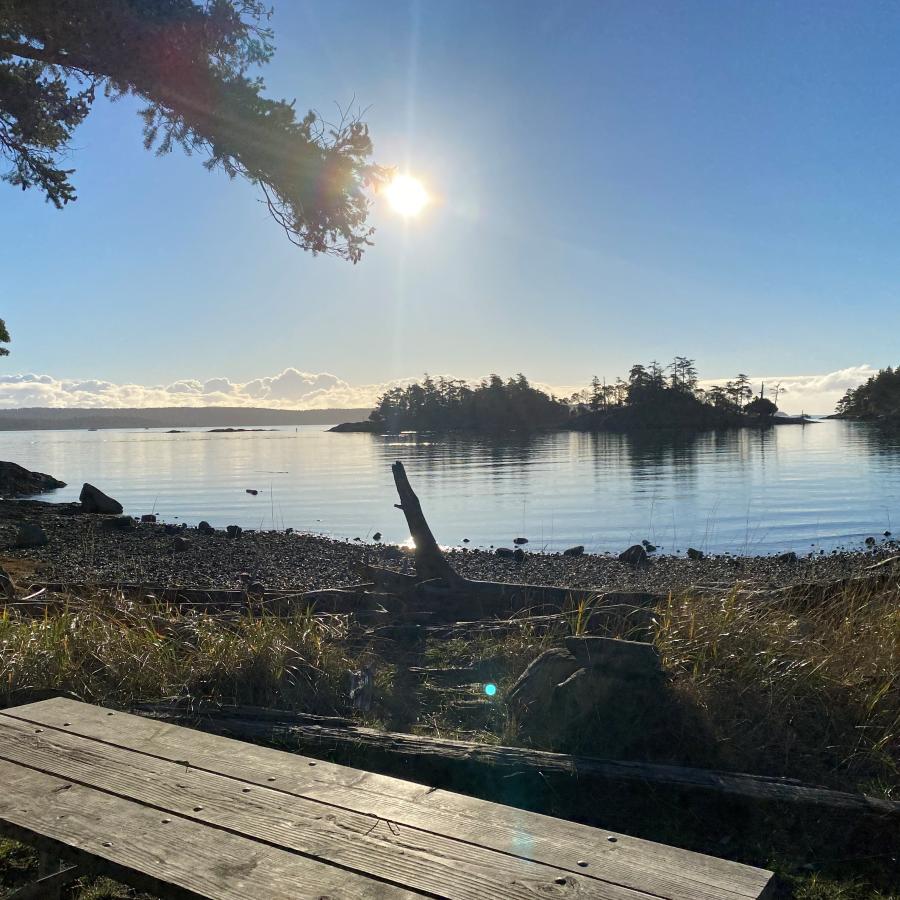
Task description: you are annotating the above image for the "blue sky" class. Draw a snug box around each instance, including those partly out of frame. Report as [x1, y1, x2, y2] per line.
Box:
[4, 1, 900, 412]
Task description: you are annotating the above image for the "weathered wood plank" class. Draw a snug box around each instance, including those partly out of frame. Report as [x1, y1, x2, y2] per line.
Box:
[0, 714, 659, 900]
[4, 699, 776, 900]
[0, 759, 423, 900]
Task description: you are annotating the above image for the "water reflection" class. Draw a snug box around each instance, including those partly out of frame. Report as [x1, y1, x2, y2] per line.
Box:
[3, 420, 899, 554]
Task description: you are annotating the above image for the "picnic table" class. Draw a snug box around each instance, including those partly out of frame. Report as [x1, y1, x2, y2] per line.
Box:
[0, 698, 775, 899]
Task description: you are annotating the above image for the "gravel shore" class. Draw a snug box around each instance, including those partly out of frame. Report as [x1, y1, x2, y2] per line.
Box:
[2, 499, 896, 594]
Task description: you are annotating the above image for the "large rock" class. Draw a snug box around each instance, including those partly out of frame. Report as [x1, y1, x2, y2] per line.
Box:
[16, 523, 48, 548]
[0, 461, 65, 497]
[506, 638, 707, 762]
[563, 636, 661, 677]
[618, 544, 648, 567]
[79, 483, 123, 514]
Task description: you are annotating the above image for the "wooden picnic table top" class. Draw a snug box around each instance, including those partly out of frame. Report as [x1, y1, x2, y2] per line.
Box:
[0, 698, 775, 899]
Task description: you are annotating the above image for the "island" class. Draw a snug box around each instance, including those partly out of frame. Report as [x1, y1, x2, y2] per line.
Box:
[331, 362, 790, 434]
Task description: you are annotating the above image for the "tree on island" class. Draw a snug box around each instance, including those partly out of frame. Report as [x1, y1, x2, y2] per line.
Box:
[0, 318, 9, 355]
[0, 1, 383, 260]
[836, 365, 900, 420]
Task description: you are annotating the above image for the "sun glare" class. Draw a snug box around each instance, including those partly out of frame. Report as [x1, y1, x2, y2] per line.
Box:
[384, 174, 429, 217]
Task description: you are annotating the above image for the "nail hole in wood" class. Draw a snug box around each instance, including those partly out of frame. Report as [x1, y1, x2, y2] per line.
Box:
[242, 788, 251, 793]
[308, 762, 317, 767]
[267, 777, 276, 782]
[63, 722, 71, 727]
[577, 860, 588, 867]
[193, 806, 203, 812]
[34, 728, 42, 733]
[554, 876, 566, 885]
[607, 836, 618, 843]
[161, 818, 171, 824]
[102, 842, 113, 847]
[106, 712, 114, 716]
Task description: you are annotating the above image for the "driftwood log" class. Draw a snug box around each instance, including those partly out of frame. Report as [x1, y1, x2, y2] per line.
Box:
[135, 703, 899, 864]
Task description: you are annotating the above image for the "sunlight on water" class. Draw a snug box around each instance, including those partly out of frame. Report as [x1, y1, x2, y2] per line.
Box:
[4, 421, 899, 554]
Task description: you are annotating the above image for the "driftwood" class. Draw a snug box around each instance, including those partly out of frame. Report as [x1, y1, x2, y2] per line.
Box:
[137, 704, 899, 828]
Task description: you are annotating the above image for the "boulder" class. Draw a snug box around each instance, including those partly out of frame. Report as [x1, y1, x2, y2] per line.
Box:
[79, 483, 123, 514]
[513, 547, 526, 564]
[563, 545, 584, 557]
[495, 547, 515, 558]
[687, 547, 705, 560]
[372, 532, 382, 541]
[563, 636, 661, 677]
[198, 521, 215, 535]
[506, 648, 581, 717]
[172, 536, 191, 553]
[227, 525, 242, 538]
[15, 523, 48, 548]
[775, 551, 798, 564]
[0, 461, 65, 497]
[141, 514, 157, 524]
[618, 544, 648, 567]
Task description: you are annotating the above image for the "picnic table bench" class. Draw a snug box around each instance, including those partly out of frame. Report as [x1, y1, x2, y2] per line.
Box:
[0, 698, 775, 899]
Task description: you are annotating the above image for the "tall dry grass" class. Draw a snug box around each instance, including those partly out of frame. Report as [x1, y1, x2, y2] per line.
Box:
[0, 594, 352, 714]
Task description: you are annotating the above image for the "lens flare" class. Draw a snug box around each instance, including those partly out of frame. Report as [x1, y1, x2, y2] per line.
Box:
[484, 683, 497, 697]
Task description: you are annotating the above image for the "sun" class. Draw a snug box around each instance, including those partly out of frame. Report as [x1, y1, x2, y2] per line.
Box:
[383, 174, 429, 217]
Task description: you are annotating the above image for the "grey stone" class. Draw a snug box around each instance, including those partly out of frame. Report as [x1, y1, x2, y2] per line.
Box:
[0, 461, 65, 497]
[687, 547, 705, 560]
[227, 525, 242, 538]
[495, 547, 515, 558]
[775, 551, 798, 564]
[563, 636, 661, 677]
[100, 515, 136, 531]
[563, 545, 585, 557]
[79, 483, 123, 514]
[618, 544, 648, 567]
[198, 521, 215, 534]
[506, 648, 581, 716]
[15, 523, 48, 547]
[173, 536, 191, 552]
[513, 547, 526, 563]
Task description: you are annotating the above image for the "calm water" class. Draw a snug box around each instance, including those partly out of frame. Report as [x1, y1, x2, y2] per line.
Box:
[3, 421, 899, 554]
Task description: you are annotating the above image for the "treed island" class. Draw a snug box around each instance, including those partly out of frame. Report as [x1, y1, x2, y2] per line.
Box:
[333, 358, 789, 433]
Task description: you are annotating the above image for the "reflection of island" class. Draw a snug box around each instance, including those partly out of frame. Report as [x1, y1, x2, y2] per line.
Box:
[332, 365, 786, 435]
[207, 428, 276, 433]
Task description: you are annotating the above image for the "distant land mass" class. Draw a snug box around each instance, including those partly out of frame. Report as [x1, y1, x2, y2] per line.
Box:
[0, 407, 374, 431]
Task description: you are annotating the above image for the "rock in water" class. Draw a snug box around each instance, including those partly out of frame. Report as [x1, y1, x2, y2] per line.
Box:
[618, 544, 648, 567]
[513, 537, 529, 545]
[687, 547, 705, 560]
[16, 523, 48, 547]
[563, 545, 585, 557]
[0, 461, 65, 497]
[79, 483, 123, 514]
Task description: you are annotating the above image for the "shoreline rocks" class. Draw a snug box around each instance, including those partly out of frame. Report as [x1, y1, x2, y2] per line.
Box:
[79, 483, 123, 515]
[0, 461, 65, 498]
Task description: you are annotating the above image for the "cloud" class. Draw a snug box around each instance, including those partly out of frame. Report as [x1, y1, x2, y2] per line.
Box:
[0, 365, 879, 414]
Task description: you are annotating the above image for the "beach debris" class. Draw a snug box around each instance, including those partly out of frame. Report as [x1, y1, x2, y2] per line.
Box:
[687, 547, 705, 561]
[226, 525, 242, 538]
[141, 514, 157, 523]
[15, 523, 48, 548]
[79, 482, 123, 515]
[619, 544, 649, 567]
[563, 545, 585, 557]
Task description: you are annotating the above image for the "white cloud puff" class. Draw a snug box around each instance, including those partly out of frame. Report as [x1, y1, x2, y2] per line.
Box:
[0, 365, 880, 414]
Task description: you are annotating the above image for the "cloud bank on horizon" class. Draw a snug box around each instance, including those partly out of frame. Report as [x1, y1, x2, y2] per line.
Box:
[0, 365, 878, 415]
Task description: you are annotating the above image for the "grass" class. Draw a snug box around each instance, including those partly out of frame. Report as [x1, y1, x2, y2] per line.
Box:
[0, 578, 897, 898]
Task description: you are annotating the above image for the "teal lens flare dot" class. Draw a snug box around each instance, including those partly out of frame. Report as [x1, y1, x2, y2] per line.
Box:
[484, 683, 497, 697]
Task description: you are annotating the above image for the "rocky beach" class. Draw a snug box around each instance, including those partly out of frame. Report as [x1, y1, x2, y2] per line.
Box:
[2, 494, 896, 594]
